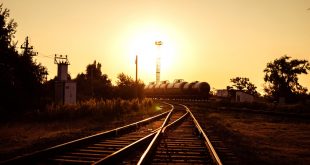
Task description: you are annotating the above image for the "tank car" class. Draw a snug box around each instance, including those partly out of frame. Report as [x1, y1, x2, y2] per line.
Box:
[144, 79, 211, 99]
[158, 80, 169, 94]
[166, 79, 187, 96]
[144, 82, 156, 96]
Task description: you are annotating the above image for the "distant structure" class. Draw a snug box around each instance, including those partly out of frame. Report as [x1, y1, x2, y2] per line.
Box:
[21, 36, 38, 57]
[235, 91, 254, 103]
[135, 55, 138, 83]
[54, 55, 76, 104]
[216, 89, 254, 103]
[216, 89, 229, 97]
[155, 41, 162, 84]
[21, 36, 47, 81]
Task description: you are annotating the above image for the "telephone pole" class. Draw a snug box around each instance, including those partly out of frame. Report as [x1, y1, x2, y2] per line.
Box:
[135, 55, 138, 83]
[21, 36, 37, 57]
[135, 55, 138, 98]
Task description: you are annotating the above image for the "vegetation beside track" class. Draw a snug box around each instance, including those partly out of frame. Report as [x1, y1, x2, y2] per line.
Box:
[0, 99, 166, 161]
[187, 102, 310, 165]
[182, 100, 310, 115]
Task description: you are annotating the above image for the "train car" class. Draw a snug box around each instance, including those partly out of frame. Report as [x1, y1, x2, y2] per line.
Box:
[166, 79, 187, 96]
[144, 82, 156, 95]
[158, 80, 169, 94]
[190, 81, 210, 99]
[144, 79, 210, 99]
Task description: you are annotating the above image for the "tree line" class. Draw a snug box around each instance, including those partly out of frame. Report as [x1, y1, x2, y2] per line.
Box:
[227, 55, 310, 103]
[45, 60, 144, 100]
[1, 4, 309, 114]
[0, 4, 144, 113]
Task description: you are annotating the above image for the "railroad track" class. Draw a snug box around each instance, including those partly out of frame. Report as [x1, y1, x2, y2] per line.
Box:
[1, 103, 222, 165]
[188, 105, 240, 164]
[138, 104, 221, 165]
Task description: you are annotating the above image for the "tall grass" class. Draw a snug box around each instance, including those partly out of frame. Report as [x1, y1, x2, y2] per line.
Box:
[203, 100, 310, 114]
[28, 98, 155, 122]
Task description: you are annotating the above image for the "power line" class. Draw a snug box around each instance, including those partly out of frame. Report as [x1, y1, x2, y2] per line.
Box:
[35, 52, 54, 59]
[37, 54, 54, 59]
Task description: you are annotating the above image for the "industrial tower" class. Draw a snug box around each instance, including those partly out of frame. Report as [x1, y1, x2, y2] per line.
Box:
[155, 41, 162, 84]
[54, 55, 76, 105]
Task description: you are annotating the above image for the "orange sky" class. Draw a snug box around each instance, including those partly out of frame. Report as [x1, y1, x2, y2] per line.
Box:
[3, 0, 310, 93]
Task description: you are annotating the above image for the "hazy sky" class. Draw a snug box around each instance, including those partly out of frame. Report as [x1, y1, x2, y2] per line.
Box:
[3, 0, 310, 93]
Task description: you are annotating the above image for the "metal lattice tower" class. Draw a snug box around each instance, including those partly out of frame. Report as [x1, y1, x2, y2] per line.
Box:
[155, 41, 162, 84]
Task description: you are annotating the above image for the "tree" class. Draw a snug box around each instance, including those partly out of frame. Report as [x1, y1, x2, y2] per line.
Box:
[116, 73, 144, 99]
[0, 4, 47, 112]
[75, 61, 112, 100]
[0, 4, 17, 49]
[227, 77, 259, 96]
[263, 55, 310, 102]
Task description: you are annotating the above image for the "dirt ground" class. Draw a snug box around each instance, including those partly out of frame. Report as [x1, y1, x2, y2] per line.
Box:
[0, 103, 169, 162]
[199, 107, 310, 165]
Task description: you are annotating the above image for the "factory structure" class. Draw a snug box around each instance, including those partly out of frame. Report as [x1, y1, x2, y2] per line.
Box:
[54, 55, 76, 105]
[155, 40, 162, 84]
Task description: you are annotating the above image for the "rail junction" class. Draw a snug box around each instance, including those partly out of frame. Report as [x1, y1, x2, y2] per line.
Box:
[1, 102, 223, 165]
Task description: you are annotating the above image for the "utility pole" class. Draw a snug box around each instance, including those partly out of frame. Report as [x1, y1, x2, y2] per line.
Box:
[91, 66, 94, 97]
[135, 55, 138, 98]
[21, 36, 37, 57]
[21, 36, 47, 80]
[135, 55, 138, 83]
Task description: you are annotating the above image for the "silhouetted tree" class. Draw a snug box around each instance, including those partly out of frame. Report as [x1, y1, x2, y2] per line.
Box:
[0, 4, 47, 112]
[227, 77, 259, 96]
[75, 61, 112, 100]
[264, 55, 310, 103]
[116, 73, 144, 99]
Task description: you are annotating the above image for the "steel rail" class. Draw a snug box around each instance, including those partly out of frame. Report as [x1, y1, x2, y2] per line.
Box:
[137, 105, 188, 165]
[0, 103, 174, 165]
[92, 103, 175, 164]
[136, 104, 179, 165]
[180, 104, 223, 165]
[161, 111, 188, 133]
[93, 131, 156, 164]
[138, 104, 223, 165]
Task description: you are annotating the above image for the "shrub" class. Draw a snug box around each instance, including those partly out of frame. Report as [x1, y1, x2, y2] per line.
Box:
[32, 98, 154, 122]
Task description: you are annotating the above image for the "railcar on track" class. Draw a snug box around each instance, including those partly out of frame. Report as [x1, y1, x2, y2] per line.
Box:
[144, 79, 210, 99]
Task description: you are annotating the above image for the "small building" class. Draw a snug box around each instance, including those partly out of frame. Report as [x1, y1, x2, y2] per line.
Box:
[216, 89, 229, 97]
[54, 55, 76, 105]
[55, 81, 76, 105]
[235, 91, 254, 103]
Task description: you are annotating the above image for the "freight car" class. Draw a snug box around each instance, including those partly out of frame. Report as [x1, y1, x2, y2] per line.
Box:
[144, 79, 210, 99]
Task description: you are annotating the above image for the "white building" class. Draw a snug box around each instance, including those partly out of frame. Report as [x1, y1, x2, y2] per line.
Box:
[55, 81, 76, 105]
[235, 91, 254, 103]
[216, 89, 229, 97]
[54, 55, 76, 105]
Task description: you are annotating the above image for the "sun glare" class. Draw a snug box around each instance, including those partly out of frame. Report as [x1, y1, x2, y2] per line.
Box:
[127, 25, 176, 82]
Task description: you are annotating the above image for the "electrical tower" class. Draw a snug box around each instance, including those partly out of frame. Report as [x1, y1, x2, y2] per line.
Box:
[54, 54, 70, 81]
[21, 36, 37, 56]
[54, 54, 76, 105]
[155, 41, 162, 84]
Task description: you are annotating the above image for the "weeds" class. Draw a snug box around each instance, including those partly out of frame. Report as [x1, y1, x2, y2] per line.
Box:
[20, 98, 155, 123]
[204, 100, 310, 114]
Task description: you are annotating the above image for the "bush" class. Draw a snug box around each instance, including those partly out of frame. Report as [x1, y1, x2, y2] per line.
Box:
[30, 98, 154, 122]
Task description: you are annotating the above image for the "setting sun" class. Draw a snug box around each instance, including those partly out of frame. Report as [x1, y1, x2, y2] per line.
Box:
[126, 24, 177, 83]
[1, 1, 310, 164]
[3, 0, 310, 91]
